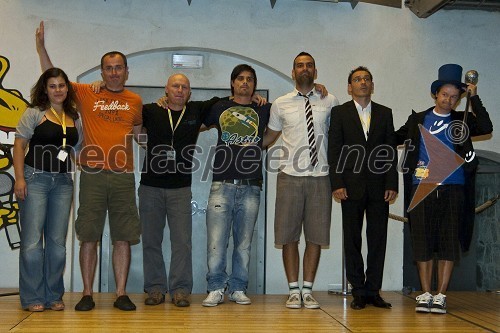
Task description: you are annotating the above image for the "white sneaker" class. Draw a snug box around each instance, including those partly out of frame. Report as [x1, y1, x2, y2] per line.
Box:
[431, 293, 447, 314]
[229, 291, 251, 305]
[202, 289, 224, 307]
[302, 293, 320, 309]
[415, 292, 433, 313]
[285, 293, 302, 309]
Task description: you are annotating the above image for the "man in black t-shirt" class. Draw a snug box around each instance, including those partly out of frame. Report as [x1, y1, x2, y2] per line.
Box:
[201, 64, 270, 307]
[140, 74, 219, 307]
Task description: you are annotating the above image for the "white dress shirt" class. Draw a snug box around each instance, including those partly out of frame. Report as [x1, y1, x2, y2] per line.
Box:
[268, 88, 339, 176]
[353, 100, 372, 140]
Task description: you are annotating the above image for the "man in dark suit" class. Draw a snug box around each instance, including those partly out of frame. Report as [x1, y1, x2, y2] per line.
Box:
[328, 66, 398, 310]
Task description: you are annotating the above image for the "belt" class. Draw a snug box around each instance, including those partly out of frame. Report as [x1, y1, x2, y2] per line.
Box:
[415, 183, 462, 187]
[219, 179, 262, 187]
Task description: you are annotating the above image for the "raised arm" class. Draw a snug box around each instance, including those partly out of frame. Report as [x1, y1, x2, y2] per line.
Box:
[35, 21, 54, 71]
[468, 87, 493, 136]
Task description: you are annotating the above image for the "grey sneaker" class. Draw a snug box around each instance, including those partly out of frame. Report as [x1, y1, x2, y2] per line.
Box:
[431, 293, 447, 314]
[285, 293, 302, 309]
[202, 289, 224, 307]
[229, 291, 251, 305]
[302, 293, 320, 309]
[415, 292, 433, 313]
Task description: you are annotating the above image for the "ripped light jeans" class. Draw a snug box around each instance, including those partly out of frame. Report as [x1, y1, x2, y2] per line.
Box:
[205, 181, 260, 293]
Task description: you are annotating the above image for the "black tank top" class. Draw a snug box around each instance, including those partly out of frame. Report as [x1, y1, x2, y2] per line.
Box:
[24, 119, 79, 173]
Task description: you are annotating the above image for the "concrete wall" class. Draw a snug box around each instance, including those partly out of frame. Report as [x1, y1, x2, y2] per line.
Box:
[0, 0, 498, 293]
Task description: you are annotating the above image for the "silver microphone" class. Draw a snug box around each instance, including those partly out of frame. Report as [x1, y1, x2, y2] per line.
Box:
[465, 70, 479, 85]
[461, 70, 478, 136]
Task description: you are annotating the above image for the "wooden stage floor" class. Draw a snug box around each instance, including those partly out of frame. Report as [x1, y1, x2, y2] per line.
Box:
[0, 291, 498, 332]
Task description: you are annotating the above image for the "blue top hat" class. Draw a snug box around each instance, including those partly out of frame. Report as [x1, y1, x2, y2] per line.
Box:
[430, 64, 467, 95]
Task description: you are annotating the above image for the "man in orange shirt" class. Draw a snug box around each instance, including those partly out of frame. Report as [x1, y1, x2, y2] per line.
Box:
[36, 21, 142, 311]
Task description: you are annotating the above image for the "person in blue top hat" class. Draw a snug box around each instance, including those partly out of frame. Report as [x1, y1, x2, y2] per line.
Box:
[395, 64, 493, 314]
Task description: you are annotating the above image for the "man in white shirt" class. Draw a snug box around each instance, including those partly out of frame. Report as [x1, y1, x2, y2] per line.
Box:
[264, 52, 339, 309]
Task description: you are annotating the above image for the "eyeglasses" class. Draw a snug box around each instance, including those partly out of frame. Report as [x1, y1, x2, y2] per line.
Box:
[103, 65, 125, 73]
[352, 76, 372, 83]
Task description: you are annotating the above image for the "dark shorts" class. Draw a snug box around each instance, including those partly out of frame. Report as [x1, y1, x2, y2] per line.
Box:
[274, 172, 332, 246]
[408, 184, 464, 261]
[75, 167, 140, 244]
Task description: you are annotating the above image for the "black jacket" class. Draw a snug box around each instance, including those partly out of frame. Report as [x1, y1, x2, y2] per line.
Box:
[395, 95, 493, 251]
[328, 100, 398, 200]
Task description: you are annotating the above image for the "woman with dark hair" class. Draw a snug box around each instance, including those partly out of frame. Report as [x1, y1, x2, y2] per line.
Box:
[14, 67, 82, 312]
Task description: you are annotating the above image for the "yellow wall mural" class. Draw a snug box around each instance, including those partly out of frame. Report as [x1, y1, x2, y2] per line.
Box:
[0, 55, 29, 249]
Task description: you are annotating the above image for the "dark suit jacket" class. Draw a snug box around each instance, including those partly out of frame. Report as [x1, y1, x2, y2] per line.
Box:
[328, 100, 398, 201]
[395, 95, 493, 251]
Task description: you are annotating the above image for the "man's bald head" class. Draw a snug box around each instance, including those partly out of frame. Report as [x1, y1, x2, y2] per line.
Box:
[165, 73, 191, 110]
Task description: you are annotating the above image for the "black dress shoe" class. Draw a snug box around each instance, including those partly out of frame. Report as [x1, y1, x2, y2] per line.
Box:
[350, 295, 366, 310]
[75, 295, 95, 311]
[367, 294, 392, 308]
[114, 295, 136, 311]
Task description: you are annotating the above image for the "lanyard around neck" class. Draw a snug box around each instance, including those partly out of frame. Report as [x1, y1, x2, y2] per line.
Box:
[50, 107, 67, 148]
[359, 111, 371, 133]
[167, 106, 186, 145]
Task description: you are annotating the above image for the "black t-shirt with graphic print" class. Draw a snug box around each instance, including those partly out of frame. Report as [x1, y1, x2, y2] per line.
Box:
[204, 99, 270, 181]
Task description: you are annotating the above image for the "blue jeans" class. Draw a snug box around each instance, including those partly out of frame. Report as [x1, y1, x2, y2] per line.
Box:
[206, 182, 261, 293]
[18, 165, 74, 308]
[139, 185, 193, 296]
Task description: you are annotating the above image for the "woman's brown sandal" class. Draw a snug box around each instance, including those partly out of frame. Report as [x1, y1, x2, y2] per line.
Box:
[27, 304, 44, 312]
[50, 301, 65, 311]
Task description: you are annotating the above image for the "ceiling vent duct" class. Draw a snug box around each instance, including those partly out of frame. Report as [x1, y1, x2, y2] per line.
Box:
[265, 0, 500, 17]
[443, 0, 500, 11]
[405, 0, 500, 17]
[405, 0, 451, 17]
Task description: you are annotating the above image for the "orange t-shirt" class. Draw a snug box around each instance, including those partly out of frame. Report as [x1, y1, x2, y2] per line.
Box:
[72, 82, 142, 172]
